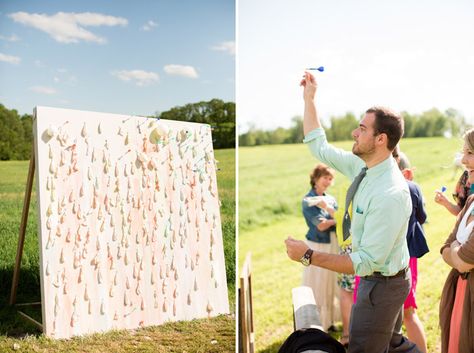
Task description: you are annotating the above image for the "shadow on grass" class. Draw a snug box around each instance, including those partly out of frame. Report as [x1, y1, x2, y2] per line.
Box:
[257, 327, 342, 353]
[0, 264, 43, 337]
[259, 340, 285, 353]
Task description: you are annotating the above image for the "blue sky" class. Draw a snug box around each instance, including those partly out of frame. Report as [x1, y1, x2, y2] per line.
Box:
[0, 0, 235, 116]
[238, 0, 474, 131]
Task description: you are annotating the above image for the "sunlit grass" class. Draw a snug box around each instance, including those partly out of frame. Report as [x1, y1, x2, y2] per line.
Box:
[239, 137, 462, 352]
[0, 148, 235, 352]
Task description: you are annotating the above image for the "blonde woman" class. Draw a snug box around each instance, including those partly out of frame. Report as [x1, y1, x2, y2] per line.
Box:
[439, 128, 474, 353]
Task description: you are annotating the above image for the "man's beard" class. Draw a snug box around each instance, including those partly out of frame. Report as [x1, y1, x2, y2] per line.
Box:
[352, 141, 375, 158]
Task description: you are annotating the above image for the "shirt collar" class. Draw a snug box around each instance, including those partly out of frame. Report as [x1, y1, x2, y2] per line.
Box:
[366, 156, 395, 178]
[309, 188, 325, 196]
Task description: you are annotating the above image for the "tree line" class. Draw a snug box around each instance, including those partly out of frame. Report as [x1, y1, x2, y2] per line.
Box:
[0, 99, 235, 160]
[239, 108, 470, 146]
[0, 104, 33, 160]
[153, 99, 235, 149]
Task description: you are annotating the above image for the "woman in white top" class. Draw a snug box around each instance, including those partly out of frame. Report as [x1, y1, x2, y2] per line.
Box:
[439, 128, 474, 353]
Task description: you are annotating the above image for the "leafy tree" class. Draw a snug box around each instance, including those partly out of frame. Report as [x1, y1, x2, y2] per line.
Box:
[401, 111, 415, 138]
[326, 112, 358, 141]
[0, 104, 33, 160]
[156, 99, 235, 149]
[239, 123, 257, 146]
[288, 116, 304, 143]
[445, 108, 469, 137]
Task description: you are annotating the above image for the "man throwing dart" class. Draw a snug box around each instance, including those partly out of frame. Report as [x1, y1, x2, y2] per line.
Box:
[285, 72, 422, 353]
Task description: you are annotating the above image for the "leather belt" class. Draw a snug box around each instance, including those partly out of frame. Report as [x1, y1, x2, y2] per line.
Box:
[365, 267, 408, 279]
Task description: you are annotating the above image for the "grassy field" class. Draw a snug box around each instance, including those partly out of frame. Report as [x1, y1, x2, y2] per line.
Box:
[0, 148, 235, 352]
[239, 137, 462, 353]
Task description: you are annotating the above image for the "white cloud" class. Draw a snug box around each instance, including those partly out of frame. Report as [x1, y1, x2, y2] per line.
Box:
[30, 86, 57, 95]
[0, 53, 21, 64]
[54, 77, 60, 83]
[112, 70, 159, 86]
[141, 20, 158, 31]
[211, 41, 235, 55]
[164, 64, 198, 79]
[0, 34, 20, 42]
[8, 12, 128, 44]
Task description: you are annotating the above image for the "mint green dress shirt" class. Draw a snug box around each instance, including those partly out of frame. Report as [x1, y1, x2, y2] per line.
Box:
[303, 128, 411, 276]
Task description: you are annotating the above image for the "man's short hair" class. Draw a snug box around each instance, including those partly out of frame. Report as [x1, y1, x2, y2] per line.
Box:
[366, 106, 404, 151]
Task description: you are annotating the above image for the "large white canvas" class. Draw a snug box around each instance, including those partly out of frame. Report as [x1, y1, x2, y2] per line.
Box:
[33, 106, 229, 339]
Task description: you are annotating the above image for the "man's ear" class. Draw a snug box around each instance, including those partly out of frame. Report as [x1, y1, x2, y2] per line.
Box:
[376, 133, 388, 147]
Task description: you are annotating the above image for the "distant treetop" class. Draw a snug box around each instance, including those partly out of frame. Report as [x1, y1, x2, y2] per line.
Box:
[0, 99, 235, 160]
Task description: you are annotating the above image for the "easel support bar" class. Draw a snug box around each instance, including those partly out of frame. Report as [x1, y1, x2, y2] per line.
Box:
[15, 302, 42, 307]
[10, 148, 35, 305]
[17, 311, 43, 331]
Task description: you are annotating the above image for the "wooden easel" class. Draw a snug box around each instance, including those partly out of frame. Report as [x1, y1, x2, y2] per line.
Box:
[9, 147, 44, 331]
[239, 253, 255, 353]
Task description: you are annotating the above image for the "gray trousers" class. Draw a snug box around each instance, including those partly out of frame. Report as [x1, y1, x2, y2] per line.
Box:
[348, 271, 422, 353]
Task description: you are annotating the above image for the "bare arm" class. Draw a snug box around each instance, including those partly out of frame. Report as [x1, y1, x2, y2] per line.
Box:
[449, 240, 474, 273]
[442, 246, 456, 268]
[285, 236, 354, 274]
[435, 191, 461, 216]
[442, 240, 474, 272]
[316, 218, 336, 231]
[310, 251, 354, 274]
[300, 72, 322, 135]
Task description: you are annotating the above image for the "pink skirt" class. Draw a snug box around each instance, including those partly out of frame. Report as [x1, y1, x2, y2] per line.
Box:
[404, 257, 418, 309]
[448, 276, 468, 353]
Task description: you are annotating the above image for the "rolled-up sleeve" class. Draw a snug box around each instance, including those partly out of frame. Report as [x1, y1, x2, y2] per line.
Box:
[303, 128, 363, 179]
[349, 194, 410, 276]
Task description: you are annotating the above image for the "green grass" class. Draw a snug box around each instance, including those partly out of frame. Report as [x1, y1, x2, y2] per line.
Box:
[239, 137, 462, 353]
[0, 149, 235, 352]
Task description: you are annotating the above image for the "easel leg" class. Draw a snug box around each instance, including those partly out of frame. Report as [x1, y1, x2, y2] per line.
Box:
[10, 149, 35, 305]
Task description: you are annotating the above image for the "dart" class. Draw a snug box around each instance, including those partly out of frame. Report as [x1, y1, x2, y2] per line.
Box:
[306, 66, 324, 72]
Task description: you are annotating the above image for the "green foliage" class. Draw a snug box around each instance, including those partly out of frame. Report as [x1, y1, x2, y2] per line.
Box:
[239, 137, 463, 352]
[239, 116, 304, 146]
[288, 116, 304, 143]
[214, 149, 236, 289]
[239, 108, 470, 146]
[324, 112, 359, 142]
[0, 100, 235, 161]
[403, 108, 469, 138]
[156, 99, 235, 149]
[0, 104, 33, 160]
